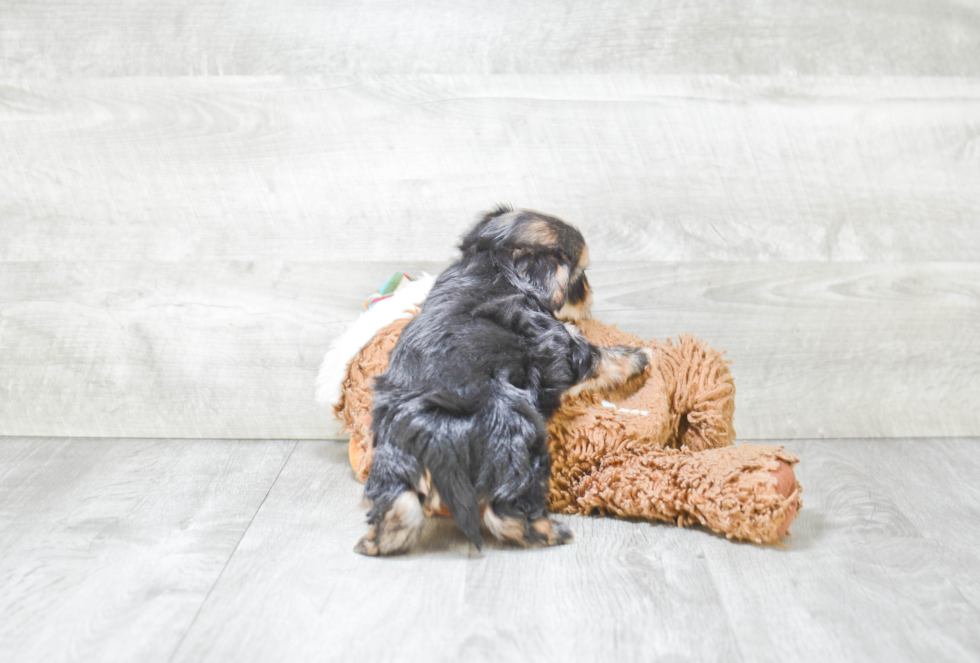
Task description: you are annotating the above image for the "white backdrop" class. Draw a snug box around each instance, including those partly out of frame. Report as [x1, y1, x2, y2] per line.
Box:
[1, 1, 978, 439]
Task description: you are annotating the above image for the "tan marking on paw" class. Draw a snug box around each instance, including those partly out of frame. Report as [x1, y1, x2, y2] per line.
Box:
[483, 506, 527, 544]
[532, 518, 553, 538]
[567, 345, 649, 397]
[354, 526, 380, 556]
[532, 518, 575, 546]
[357, 491, 427, 557]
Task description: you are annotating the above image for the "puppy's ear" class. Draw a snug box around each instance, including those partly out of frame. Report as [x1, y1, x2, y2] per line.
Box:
[477, 203, 515, 227]
[514, 253, 570, 311]
[459, 204, 514, 253]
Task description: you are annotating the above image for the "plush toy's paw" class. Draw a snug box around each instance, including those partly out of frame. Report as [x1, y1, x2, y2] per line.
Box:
[771, 461, 800, 538]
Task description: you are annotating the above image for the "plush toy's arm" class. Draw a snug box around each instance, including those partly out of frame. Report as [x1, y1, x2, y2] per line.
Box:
[659, 335, 736, 451]
[337, 317, 415, 483]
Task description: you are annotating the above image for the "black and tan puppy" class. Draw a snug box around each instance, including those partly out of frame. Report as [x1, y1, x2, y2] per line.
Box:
[355, 206, 652, 556]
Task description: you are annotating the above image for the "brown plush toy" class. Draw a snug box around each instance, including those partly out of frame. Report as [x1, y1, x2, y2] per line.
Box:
[333, 308, 801, 545]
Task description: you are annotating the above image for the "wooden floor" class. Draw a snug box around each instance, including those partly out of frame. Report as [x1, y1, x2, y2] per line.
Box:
[2, 1, 979, 661]
[1, 436, 977, 662]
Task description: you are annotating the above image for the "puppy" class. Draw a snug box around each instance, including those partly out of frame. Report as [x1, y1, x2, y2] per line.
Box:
[354, 206, 652, 556]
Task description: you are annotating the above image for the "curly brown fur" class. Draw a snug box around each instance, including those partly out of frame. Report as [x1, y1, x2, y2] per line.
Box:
[341, 315, 802, 546]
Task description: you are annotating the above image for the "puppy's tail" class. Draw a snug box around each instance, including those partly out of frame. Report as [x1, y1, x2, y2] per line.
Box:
[420, 392, 484, 550]
[430, 459, 483, 551]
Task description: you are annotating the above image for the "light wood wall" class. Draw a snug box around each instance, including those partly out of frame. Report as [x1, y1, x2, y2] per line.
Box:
[1, 2, 978, 439]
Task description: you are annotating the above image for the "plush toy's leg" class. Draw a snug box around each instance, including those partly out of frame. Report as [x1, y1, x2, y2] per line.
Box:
[568, 444, 800, 544]
[348, 435, 373, 484]
[770, 460, 799, 537]
[660, 335, 737, 451]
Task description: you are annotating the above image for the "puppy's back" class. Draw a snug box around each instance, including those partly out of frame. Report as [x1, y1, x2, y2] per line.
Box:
[368, 259, 551, 547]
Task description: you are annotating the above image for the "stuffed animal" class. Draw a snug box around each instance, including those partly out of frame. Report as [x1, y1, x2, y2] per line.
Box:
[320, 274, 801, 545]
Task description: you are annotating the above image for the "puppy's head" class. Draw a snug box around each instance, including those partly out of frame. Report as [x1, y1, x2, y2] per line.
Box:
[461, 205, 592, 320]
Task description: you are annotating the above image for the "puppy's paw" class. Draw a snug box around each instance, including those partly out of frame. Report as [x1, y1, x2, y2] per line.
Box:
[354, 527, 380, 556]
[354, 491, 426, 557]
[632, 346, 654, 375]
[567, 345, 652, 397]
[530, 517, 575, 547]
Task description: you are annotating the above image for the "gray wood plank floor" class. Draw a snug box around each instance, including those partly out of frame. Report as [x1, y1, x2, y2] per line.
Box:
[1, 436, 977, 663]
[0, 437, 296, 663]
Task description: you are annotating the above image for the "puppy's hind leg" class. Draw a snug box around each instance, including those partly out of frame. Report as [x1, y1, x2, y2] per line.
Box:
[354, 489, 426, 556]
[483, 501, 574, 548]
[354, 444, 427, 557]
[481, 416, 574, 549]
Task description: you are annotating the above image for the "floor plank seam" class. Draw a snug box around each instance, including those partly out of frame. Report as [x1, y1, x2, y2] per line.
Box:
[165, 439, 300, 663]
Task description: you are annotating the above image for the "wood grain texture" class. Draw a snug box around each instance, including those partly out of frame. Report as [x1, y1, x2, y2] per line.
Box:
[2, 76, 979, 263]
[1, 437, 976, 662]
[165, 438, 979, 663]
[1, 1, 979, 77]
[0, 436, 295, 663]
[0, 260, 385, 439]
[590, 261, 980, 440]
[2, 260, 976, 439]
[702, 438, 980, 661]
[170, 439, 741, 662]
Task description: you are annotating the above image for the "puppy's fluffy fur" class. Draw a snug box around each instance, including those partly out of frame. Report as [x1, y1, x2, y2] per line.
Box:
[355, 207, 652, 556]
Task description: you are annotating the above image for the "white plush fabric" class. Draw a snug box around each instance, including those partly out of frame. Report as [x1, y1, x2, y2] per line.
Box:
[315, 273, 436, 407]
